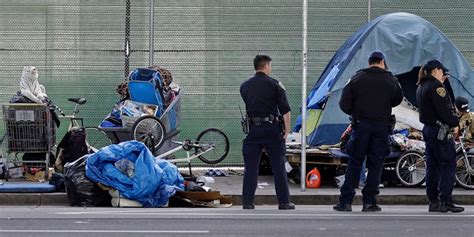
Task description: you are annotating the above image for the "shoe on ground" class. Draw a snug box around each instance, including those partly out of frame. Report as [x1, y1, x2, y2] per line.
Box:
[439, 202, 464, 213]
[242, 204, 255, 210]
[362, 204, 382, 212]
[278, 202, 295, 210]
[333, 202, 352, 212]
[428, 201, 440, 212]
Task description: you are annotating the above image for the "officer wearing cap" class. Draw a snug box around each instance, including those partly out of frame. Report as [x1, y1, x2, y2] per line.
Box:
[454, 96, 473, 143]
[334, 50, 403, 212]
[416, 59, 464, 213]
[240, 55, 295, 210]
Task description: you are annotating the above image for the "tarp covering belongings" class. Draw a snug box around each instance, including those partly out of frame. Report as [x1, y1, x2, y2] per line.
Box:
[294, 12, 474, 146]
[85, 141, 184, 207]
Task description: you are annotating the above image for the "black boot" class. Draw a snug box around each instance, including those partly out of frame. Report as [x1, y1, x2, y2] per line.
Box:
[439, 202, 464, 213]
[362, 204, 382, 212]
[278, 202, 296, 210]
[242, 204, 255, 210]
[428, 201, 440, 212]
[333, 203, 352, 212]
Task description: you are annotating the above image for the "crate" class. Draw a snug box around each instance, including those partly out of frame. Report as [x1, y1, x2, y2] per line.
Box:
[2, 104, 56, 153]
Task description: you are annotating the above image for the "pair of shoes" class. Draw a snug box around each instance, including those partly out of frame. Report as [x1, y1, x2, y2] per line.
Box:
[362, 204, 382, 212]
[242, 204, 255, 210]
[428, 201, 441, 212]
[333, 203, 352, 212]
[439, 202, 464, 213]
[278, 202, 296, 210]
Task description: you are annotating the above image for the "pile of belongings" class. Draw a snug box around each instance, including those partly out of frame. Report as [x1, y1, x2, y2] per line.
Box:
[101, 66, 180, 128]
[318, 98, 426, 153]
[64, 141, 184, 207]
[390, 98, 425, 153]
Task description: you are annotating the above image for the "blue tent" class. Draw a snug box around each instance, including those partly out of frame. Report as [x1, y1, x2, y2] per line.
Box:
[297, 12, 474, 146]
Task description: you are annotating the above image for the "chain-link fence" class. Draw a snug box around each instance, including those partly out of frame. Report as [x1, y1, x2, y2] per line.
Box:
[0, 0, 472, 166]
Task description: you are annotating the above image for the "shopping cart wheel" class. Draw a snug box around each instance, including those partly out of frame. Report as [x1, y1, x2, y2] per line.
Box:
[195, 128, 229, 164]
[85, 127, 112, 152]
[395, 150, 426, 187]
[132, 115, 166, 151]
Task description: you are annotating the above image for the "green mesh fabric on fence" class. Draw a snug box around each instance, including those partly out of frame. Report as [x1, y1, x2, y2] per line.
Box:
[0, 0, 472, 166]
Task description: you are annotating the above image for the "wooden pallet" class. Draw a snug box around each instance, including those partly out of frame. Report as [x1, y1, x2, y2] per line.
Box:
[286, 148, 345, 166]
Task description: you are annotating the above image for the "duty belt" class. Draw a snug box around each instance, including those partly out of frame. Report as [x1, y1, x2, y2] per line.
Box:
[250, 115, 279, 125]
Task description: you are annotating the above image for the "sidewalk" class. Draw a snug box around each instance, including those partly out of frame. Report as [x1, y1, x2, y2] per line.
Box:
[0, 175, 473, 206]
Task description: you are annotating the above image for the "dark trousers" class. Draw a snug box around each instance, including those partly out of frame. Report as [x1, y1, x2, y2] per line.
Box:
[242, 123, 290, 205]
[339, 121, 390, 205]
[422, 125, 456, 203]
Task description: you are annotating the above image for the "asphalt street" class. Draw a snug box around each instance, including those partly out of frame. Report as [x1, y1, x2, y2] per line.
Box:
[0, 206, 473, 237]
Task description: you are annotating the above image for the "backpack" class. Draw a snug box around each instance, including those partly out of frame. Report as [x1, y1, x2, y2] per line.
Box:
[56, 127, 88, 172]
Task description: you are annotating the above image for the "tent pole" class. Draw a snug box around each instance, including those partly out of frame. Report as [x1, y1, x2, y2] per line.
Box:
[367, 0, 371, 22]
[149, 0, 155, 66]
[300, 0, 308, 191]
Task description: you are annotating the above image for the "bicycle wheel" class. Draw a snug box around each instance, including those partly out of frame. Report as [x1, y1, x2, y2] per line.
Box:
[396, 150, 426, 187]
[195, 128, 229, 164]
[85, 127, 112, 151]
[455, 154, 474, 190]
[132, 115, 166, 151]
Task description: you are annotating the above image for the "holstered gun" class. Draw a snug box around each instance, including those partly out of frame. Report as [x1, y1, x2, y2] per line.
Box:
[241, 116, 250, 134]
[239, 106, 249, 134]
[278, 115, 285, 134]
[436, 120, 452, 141]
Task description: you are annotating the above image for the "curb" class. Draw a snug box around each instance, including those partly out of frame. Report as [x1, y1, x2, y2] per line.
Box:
[232, 194, 474, 205]
[0, 193, 68, 206]
[1, 193, 473, 206]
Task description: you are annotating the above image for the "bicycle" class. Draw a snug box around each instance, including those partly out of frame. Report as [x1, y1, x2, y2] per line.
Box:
[154, 128, 229, 175]
[395, 126, 474, 189]
[57, 97, 112, 152]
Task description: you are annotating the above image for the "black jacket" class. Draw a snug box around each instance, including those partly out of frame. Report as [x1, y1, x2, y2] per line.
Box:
[240, 72, 291, 117]
[339, 67, 403, 124]
[416, 76, 459, 127]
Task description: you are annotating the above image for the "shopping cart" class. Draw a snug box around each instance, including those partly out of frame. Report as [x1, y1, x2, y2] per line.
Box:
[1, 103, 56, 181]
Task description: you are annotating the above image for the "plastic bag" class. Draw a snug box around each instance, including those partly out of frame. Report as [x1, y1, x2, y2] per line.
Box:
[85, 141, 184, 207]
[64, 155, 111, 207]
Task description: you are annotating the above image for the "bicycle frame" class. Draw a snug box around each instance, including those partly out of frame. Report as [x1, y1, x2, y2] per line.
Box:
[155, 140, 216, 163]
[457, 129, 473, 172]
[59, 102, 84, 129]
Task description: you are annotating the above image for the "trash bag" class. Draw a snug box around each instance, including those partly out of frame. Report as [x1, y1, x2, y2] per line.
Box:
[64, 155, 111, 207]
[85, 141, 184, 207]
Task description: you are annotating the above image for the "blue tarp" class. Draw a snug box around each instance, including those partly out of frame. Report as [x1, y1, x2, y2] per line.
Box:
[85, 141, 184, 207]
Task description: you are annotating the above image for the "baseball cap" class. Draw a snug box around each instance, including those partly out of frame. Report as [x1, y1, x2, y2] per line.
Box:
[424, 59, 449, 74]
[369, 50, 385, 60]
[455, 96, 470, 112]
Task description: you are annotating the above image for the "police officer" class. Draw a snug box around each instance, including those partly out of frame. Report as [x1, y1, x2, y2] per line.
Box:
[240, 55, 295, 210]
[334, 50, 403, 212]
[416, 60, 464, 213]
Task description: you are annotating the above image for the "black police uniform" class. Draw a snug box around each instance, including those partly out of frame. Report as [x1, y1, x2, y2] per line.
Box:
[338, 67, 403, 207]
[240, 71, 291, 206]
[416, 75, 459, 204]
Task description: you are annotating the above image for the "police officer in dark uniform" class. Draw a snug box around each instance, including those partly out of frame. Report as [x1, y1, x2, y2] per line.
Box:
[416, 60, 464, 213]
[240, 55, 295, 210]
[333, 50, 403, 212]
